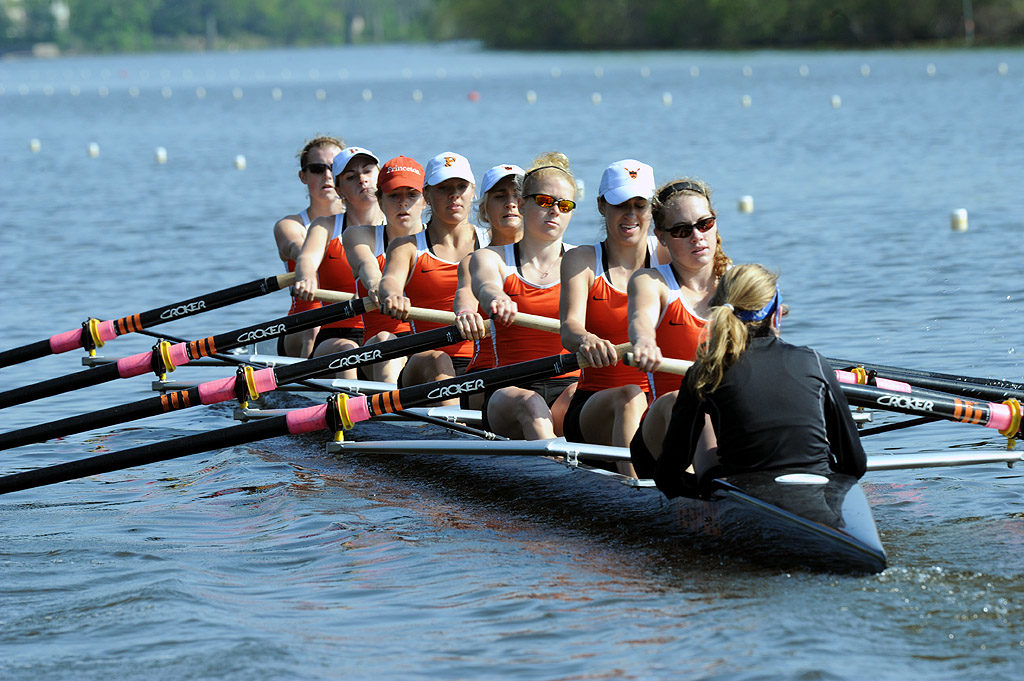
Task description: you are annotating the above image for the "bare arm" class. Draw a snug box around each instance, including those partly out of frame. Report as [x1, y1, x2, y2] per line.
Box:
[292, 217, 332, 301]
[559, 246, 618, 367]
[342, 225, 383, 305]
[377, 236, 417, 320]
[273, 215, 307, 263]
[628, 268, 669, 372]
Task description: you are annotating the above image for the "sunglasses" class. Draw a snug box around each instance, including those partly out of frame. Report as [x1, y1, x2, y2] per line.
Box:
[302, 162, 333, 175]
[525, 193, 576, 213]
[663, 215, 716, 239]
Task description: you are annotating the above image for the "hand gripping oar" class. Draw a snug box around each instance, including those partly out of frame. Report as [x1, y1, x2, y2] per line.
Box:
[0, 273, 296, 369]
[631, 354, 1024, 441]
[829, 358, 1024, 404]
[0, 344, 628, 495]
[0, 307, 562, 449]
[0, 289, 364, 410]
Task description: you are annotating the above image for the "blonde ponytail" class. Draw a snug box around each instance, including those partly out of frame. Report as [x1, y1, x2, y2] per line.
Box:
[689, 264, 781, 400]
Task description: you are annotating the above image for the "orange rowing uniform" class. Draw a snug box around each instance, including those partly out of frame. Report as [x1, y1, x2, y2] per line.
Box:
[286, 209, 322, 315]
[317, 213, 364, 332]
[357, 223, 414, 342]
[646, 263, 708, 399]
[488, 244, 578, 378]
[576, 236, 661, 393]
[404, 229, 477, 359]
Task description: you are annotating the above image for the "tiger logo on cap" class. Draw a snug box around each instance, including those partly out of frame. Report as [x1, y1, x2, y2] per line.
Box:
[444, 156, 456, 167]
[627, 167, 639, 179]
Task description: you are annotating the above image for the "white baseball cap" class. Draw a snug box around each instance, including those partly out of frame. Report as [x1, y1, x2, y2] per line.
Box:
[332, 146, 379, 177]
[479, 164, 525, 194]
[598, 159, 656, 205]
[425, 151, 475, 186]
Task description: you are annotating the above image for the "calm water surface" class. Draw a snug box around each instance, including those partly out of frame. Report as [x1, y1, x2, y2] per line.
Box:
[2, 44, 1023, 680]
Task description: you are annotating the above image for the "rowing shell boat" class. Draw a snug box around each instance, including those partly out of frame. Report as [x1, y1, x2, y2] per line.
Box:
[126, 340, 886, 573]
[319, 435, 886, 574]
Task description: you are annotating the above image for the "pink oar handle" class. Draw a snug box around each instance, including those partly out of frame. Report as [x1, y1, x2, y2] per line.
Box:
[834, 370, 912, 393]
[115, 344, 191, 378]
[48, 321, 117, 354]
[197, 368, 278, 405]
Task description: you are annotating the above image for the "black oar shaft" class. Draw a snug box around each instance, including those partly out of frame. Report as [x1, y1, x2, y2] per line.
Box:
[0, 324, 464, 449]
[0, 417, 289, 495]
[830, 358, 1024, 402]
[0, 298, 364, 410]
[0, 274, 293, 368]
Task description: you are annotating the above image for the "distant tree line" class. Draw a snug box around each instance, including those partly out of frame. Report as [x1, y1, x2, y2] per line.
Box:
[2, 0, 1022, 54]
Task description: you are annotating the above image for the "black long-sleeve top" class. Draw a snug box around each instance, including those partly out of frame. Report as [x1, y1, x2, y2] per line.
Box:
[655, 335, 867, 499]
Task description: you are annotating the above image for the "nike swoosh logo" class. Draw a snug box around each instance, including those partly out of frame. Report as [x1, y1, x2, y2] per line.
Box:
[507, 293, 522, 297]
[591, 296, 608, 301]
[420, 267, 446, 274]
[667, 320, 687, 326]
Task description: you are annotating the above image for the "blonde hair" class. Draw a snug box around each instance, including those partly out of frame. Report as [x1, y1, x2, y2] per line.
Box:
[298, 135, 344, 169]
[688, 264, 780, 400]
[652, 178, 731, 279]
[518, 152, 575, 197]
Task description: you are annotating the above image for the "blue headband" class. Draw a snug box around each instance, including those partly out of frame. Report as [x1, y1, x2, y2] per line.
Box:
[734, 289, 781, 323]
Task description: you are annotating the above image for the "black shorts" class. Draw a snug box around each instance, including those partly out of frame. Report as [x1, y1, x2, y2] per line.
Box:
[562, 388, 598, 443]
[312, 326, 364, 354]
[628, 415, 658, 480]
[481, 376, 577, 430]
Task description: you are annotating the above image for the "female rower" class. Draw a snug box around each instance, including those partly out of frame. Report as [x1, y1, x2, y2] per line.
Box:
[458, 153, 578, 439]
[456, 163, 526, 377]
[627, 179, 730, 474]
[378, 152, 480, 403]
[630, 264, 867, 498]
[293, 146, 385, 369]
[559, 159, 665, 473]
[272, 135, 345, 357]
[342, 156, 427, 383]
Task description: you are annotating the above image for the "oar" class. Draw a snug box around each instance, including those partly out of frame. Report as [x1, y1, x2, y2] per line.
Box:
[0, 290, 363, 410]
[828, 358, 1024, 404]
[0, 344, 626, 495]
[0, 273, 295, 369]
[0, 307, 563, 449]
[631, 354, 1024, 439]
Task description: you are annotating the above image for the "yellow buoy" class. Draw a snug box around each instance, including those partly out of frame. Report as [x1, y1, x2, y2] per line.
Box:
[234, 154, 247, 170]
[29, 138, 42, 152]
[155, 147, 168, 164]
[950, 209, 968, 232]
[738, 196, 754, 213]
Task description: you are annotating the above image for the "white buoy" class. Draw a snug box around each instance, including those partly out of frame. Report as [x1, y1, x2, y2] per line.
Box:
[860, 64, 871, 77]
[232, 87, 243, 100]
[741, 94, 752, 108]
[594, 67, 604, 78]
[591, 92, 602, 105]
[550, 67, 561, 78]
[412, 89, 423, 102]
[799, 65, 810, 77]
[998, 62, 1009, 76]
[161, 86, 172, 98]
[830, 94, 842, 108]
[640, 66, 651, 78]
[154, 146, 168, 164]
[526, 90, 537, 104]
[950, 209, 968, 232]
[87, 142, 100, 158]
[271, 87, 283, 101]
[926, 63, 936, 76]
[234, 154, 247, 170]
[29, 138, 41, 152]
[98, 86, 109, 97]
[661, 92, 673, 107]
[128, 87, 139, 97]
[361, 88, 372, 101]
[195, 86, 206, 98]
[738, 195, 754, 213]
[575, 179, 586, 201]
[690, 66, 700, 78]
[742, 65, 753, 77]
[315, 88, 327, 101]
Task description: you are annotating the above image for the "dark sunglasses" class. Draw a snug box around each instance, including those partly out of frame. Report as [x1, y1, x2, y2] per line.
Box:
[525, 193, 576, 213]
[663, 215, 716, 239]
[302, 162, 333, 175]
